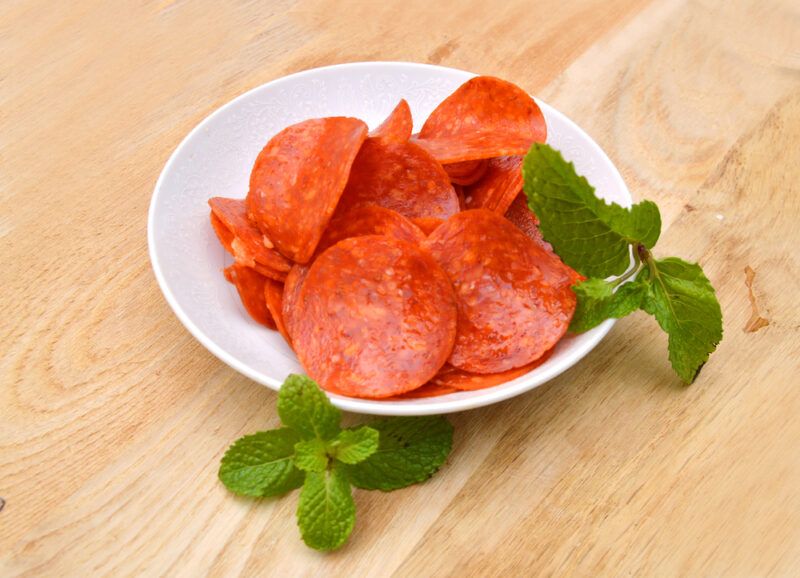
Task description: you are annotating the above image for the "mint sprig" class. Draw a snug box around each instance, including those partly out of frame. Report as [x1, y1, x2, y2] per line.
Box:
[218, 375, 453, 551]
[341, 416, 454, 491]
[523, 144, 722, 383]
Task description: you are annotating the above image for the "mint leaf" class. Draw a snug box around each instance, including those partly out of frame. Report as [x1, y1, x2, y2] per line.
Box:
[342, 416, 453, 491]
[570, 278, 647, 332]
[522, 143, 661, 277]
[297, 466, 355, 551]
[219, 428, 304, 497]
[640, 257, 723, 383]
[329, 426, 379, 465]
[277, 374, 341, 440]
[294, 438, 329, 473]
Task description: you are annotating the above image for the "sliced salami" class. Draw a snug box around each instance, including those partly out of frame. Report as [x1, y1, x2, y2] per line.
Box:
[247, 117, 368, 263]
[293, 236, 457, 397]
[424, 209, 576, 373]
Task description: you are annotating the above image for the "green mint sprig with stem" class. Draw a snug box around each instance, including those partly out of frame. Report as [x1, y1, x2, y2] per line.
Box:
[523, 143, 723, 383]
[218, 374, 453, 551]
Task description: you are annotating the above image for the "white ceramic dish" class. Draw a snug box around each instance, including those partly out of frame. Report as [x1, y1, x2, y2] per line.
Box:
[148, 61, 631, 415]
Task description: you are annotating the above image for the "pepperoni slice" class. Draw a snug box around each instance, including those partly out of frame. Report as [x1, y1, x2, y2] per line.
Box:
[390, 381, 459, 399]
[247, 117, 368, 263]
[316, 205, 425, 255]
[337, 138, 459, 221]
[224, 264, 276, 329]
[293, 236, 457, 398]
[370, 99, 412, 142]
[504, 195, 583, 285]
[264, 279, 291, 344]
[209, 198, 291, 280]
[444, 159, 489, 186]
[413, 76, 546, 164]
[281, 264, 309, 341]
[504, 194, 552, 252]
[412, 217, 444, 236]
[454, 184, 466, 211]
[424, 209, 576, 373]
[428, 349, 553, 391]
[463, 156, 523, 214]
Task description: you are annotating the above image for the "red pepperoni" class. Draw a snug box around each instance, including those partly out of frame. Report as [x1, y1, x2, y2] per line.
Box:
[370, 99, 412, 142]
[424, 209, 576, 373]
[412, 217, 444, 236]
[293, 236, 457, 398]
[504, 194, 551, 252]
[504, 195, 583, 285]
[443, 159, 489, 186]
[316, 205, 426, 255]
[390, 381, 459, 399]
[264, 279, 291, 344]
[454, 184, 466, 211]
[247, 117, 368, 263]
[281, 264, 309, 341]
[463, 156, 523, 214]
[429, 349, 553, 391]
[413, 76, 546, 164]
[209, 198, 291, 280]
[337, 138, 459, 221]
[224, 264, 276, 329]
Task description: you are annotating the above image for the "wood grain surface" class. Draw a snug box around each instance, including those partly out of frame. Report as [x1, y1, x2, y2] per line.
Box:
[2, 0, 799, 575]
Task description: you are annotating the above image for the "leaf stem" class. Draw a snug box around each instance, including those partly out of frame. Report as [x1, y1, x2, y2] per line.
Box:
[611, 246, 643, 288]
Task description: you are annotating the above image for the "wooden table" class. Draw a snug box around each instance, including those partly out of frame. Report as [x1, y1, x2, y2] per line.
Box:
[2, 1, 799, 575]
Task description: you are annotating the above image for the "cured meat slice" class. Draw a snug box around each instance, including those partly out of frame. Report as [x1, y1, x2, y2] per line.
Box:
[209, 197, 291, 280]
[337, 138, 459, 221]
[281, 264, 309, 341]
[224, 264, 276, 329]
[428, 349, 553, 391]
[264, 279, 291, 344]
[424, 209, 576, 373]
[412, 217, 444, 236]
[463, 156, 523, 214]
[370, 99, 412, 142]
[413, 76, 546, 164]
[443, 159, 489, 186]
[247, 117, 368, 263]
[293, 236, 457, 398]
[504, 194, 552, 252]
[315, 205, 425, 255]
[454, 184, 466, 211]
[504, 195, 583, 285]
[390, 381, 459, 399]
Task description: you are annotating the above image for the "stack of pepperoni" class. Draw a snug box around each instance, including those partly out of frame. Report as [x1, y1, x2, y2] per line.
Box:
[208, 76, 581, 399]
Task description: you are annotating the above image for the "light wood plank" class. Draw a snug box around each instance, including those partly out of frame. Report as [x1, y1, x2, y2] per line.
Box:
[1, 0, 799, 575]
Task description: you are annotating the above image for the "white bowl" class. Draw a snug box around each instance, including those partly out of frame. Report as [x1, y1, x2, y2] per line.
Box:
[148, 62, 631, 415]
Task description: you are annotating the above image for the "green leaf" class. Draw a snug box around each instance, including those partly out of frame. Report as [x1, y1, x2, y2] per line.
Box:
[329, 426, 379, 465]
[296, 466, 355, 551]
[522, 143, 661, 277]
[570, 277, 647, 332]
[342, 416, 453, 491]
[219, 428, 305, 497]
[640, 257, 723, 383]
[294, 438, 329, 473]
[277, 374, 341, 441]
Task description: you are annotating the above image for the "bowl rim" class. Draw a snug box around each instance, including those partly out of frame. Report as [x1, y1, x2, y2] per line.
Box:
[148, 61, 622, 415]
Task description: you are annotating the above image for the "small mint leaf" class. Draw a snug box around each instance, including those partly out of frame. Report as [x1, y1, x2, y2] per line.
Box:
[277, 374, 341, 441]
[296, 466, 355, 551]
[341, 416, 453, 491]
[330, 426, 379, 465]
[294, 438, 329, 473]
[640, 257, 723, 383]
[570, 277, 647, 332]
[219, 428, 304, 497]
